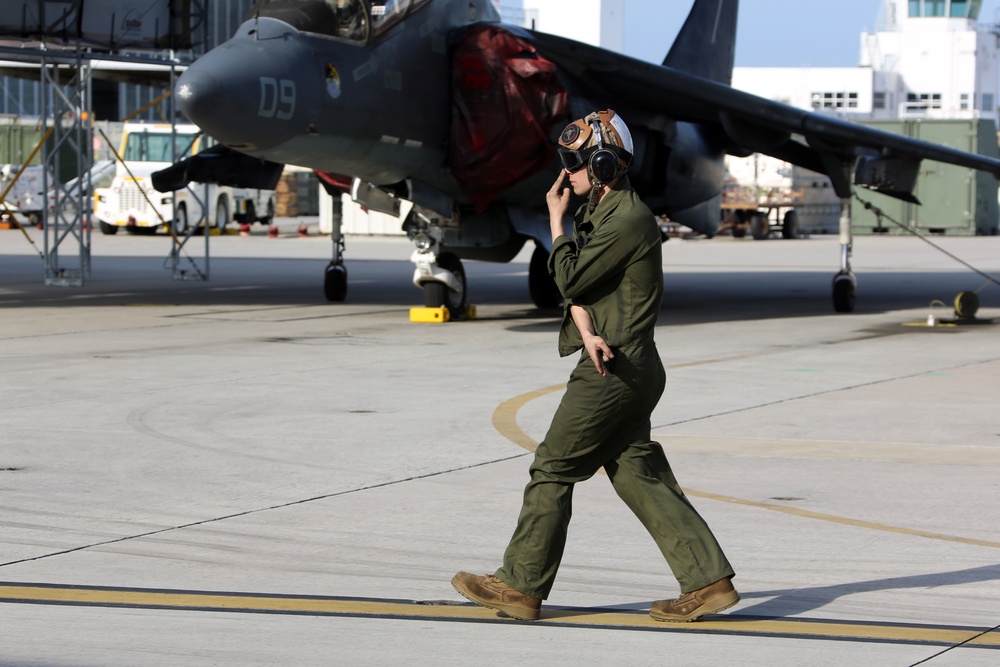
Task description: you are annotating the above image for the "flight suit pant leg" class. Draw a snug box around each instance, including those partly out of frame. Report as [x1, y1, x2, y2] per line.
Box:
[604, 437, 735, 593]
[603, 346, 735, 593]
[495, 354, 629, 600]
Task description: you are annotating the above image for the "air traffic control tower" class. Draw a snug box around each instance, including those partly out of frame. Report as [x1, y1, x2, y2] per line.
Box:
[727, 0, 1000, 237]
[861, 0, 1000, 125]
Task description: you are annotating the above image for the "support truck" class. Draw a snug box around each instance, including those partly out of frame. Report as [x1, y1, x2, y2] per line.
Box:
[95, 123, 275, 235]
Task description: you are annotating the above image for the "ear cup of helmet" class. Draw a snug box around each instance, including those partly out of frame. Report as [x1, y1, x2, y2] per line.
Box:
[589, 149, 621, 184]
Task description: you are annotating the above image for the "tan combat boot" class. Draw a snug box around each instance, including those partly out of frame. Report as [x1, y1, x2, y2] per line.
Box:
[451, 571, 541, 621]
[649, 577, 740, 622]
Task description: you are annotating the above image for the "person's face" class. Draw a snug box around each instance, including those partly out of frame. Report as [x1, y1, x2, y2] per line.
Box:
[565, 163, 592, 196]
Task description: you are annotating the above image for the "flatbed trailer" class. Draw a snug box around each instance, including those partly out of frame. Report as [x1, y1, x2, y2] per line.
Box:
[720, 183, 802, 239]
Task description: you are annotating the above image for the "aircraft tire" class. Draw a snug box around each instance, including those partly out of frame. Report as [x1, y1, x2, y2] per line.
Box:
[99, 221, 118, 235]
[423, 252, 467, 318]
[528, 245, 562, 309]
[324, 263, 348, 302]
[832, 274, 856, 313]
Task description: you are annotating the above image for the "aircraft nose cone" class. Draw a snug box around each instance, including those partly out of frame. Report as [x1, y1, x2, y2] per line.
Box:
[175, 67, 248, 147]
[174, 70, 215, 127]
[175, 20, 314, 153]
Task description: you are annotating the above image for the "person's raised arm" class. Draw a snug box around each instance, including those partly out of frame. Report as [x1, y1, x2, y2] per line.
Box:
[546, 170, 571, 242]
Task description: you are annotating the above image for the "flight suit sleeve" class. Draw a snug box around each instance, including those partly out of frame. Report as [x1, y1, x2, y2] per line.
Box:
[549, 219, 644, 301]
[548, 235, 586, 356]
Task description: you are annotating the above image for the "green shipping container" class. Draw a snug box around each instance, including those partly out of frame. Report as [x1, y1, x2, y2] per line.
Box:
[852, 119, 999, 236]
[0, 123, 45, 166]
[0, 122, 86, 184]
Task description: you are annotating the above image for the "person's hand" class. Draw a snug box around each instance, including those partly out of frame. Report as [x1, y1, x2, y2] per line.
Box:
[546, 169, 571, 228]
[583, 334, 614, 378]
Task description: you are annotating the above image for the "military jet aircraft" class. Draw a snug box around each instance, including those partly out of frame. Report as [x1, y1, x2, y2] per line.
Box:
[173, 0, 1000, 313]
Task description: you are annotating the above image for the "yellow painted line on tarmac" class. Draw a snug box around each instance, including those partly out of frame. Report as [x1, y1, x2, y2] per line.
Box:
[490, 385, 1000, 550]
[684, 489, 1000, 550]
[490, 383, 565, 451]
[1, 582, 997, 648]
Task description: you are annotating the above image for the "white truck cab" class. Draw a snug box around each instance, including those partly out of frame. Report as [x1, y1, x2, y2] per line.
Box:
[94, 123, 276, 235]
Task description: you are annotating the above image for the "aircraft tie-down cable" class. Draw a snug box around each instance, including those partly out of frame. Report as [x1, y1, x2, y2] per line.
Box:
[853, 192, 1000, 295]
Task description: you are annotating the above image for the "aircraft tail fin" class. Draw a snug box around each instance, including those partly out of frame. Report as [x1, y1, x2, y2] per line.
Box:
[662, 0, 738, 86]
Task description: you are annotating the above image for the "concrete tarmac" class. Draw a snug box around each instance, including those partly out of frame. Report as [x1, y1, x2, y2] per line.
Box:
[1, 222, 999, 666]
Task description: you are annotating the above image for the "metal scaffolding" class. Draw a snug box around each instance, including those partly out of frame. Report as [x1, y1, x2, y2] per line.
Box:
[39, 48, 94, 286]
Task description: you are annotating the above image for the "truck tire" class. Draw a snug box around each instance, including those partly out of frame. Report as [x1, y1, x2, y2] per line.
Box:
[99, 221, 118, 235]
[169, 204, 188, 235]
[215, 196, 229, 230]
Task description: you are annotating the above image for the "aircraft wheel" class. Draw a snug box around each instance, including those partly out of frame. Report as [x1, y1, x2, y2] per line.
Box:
[782, 210, 799, 239]
[324, 262, 348, 302]
[528, 245, 562, 308]
[424, 252, 467, 317]
[832, 273, 856, 313]
[750, 212, 768, 240]
[99, 221, 118, 235]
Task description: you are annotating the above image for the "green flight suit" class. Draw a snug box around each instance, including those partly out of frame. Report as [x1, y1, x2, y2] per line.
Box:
[495, 177, 735, 599]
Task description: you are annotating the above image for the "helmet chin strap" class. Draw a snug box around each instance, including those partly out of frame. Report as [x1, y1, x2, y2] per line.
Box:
[587, 181, 603, 213]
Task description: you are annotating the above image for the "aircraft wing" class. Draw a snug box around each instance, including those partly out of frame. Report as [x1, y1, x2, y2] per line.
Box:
[522, 30, 1000, 198]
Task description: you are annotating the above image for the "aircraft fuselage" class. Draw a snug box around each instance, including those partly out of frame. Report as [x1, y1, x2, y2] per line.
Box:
[176, 1, 726, 236]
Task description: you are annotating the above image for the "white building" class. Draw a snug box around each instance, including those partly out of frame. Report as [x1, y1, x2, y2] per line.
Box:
[733, 0, 1000, 125]
[494, 0, 623, 50]
[726, 0, 1000, 233]
[732, 0, 1000, 124]
[861, 0, 1000, 121]
[522, 0, 624, 52]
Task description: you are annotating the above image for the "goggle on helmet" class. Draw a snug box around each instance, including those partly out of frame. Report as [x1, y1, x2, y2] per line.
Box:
[557, 109, 634, 183]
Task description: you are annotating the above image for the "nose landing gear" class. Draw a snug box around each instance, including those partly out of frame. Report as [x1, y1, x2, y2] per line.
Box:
[408, 211, 468, 319]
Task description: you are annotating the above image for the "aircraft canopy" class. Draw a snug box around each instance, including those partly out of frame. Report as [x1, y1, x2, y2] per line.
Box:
[249, 0, 429, 43]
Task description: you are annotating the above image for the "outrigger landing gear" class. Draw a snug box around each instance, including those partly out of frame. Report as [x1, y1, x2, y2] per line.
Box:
[407, 210, 468, 318]
[324, 194, 347, 302]
[832, 197, 856, 313]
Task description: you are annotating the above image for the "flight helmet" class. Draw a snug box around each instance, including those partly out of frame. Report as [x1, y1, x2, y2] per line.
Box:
[557, 109, 634, 187]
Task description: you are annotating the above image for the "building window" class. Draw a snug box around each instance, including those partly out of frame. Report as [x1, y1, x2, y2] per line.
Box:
[906, 93, 942, 110]
[950, 0, 970, 17]
[910, 0, 968, 17]
[984, 93, 994, 111]
[960, 93, 970, 110]
[874, 92, 886, 109]
[811, 91, 860, 110]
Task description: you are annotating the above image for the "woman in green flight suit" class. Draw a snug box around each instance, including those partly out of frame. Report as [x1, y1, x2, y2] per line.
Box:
[453, 110, 738, 623]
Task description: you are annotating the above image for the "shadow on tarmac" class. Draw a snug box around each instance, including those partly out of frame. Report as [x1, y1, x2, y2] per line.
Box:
[2, 252, 995, 326]
[735, 563, 1000, 619]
